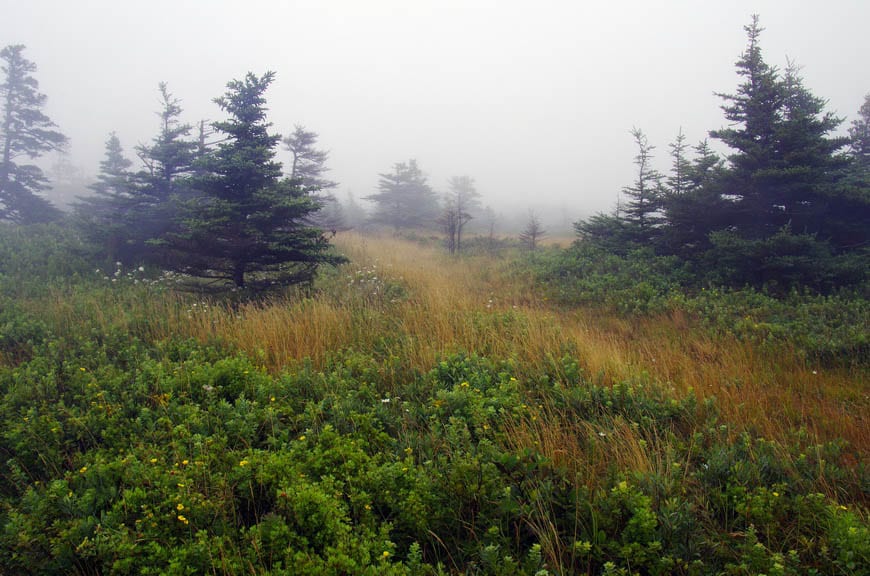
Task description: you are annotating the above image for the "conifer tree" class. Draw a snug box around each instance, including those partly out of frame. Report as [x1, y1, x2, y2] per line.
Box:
[75, 132, 136, 263]
[283, 125, 344, 231]
[366, 159, 440, 231]
[621, 128, 664, 244]
[519, 210, 545, 251]
[0, 45, 66, 223]
[440, 175, 480, 255]
[133, 82, 198, 264]
[710, 15, 784, 238]
[166, 72, 343, 290]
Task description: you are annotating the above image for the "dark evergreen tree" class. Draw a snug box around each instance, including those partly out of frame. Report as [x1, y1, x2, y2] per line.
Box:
[366, 159, 440, 231]
[574, 210, 631, 253]
[0, 45, 66, 223]
[850, 93, 870, 173]
[137, 82, 197, 200]
[709, 15, 784, 238]
[666, 128, 691, 196]
[133, 82, 198, 264]
[621, 128, 664, 244]
[771, 61, 849, 236]
[821, 94, 870, 256]
[165, 72, 343, 290]
[75, 132, 136, 263]
[706, 18, 857, 289]
[660, 140, 730, 257]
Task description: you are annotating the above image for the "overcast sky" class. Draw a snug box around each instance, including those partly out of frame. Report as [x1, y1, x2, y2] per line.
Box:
[2, 0, 868, 224]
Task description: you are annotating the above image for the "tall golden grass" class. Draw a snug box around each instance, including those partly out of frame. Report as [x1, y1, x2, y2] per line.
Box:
[28, 233, 867, 465]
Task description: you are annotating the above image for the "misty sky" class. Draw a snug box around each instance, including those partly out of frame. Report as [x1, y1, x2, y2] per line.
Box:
[2, 0, 868, 225]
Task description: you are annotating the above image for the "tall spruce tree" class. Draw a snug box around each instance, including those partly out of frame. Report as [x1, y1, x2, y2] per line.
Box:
[137, 83, 197, 200]
[824, 94, 870, 254]
[667, 128, 691, 196]
[706, 17, 857, 289]
[709, 15, 784, 238]
[621, 128, 664, 244]
[0, 45, 66, 223]
[75, 132, 136, 263]
[133, 82, 198, 264]
[166, 72, 343, 290]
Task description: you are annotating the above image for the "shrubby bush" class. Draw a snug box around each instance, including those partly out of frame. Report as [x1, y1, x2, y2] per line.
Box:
[0, 314, 866, 574]
[529, 241, 869, 365]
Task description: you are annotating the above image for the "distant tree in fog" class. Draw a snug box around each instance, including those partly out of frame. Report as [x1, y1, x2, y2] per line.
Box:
[0, 44, 66, 223]
[519, 210, 545, 251]
[284, 125, 337, 190]
[342, 191, 368, 230]
[283, 125, 344, 231]
[75, 132, 137, 264]
[132, 82, 199, 264]
[366, 159, 439, 231]
[137, 82, 197, 200]
[440, 175, 480, 255]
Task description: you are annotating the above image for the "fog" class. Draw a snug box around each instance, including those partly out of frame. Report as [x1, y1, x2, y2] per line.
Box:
[3, 0, 868, 229]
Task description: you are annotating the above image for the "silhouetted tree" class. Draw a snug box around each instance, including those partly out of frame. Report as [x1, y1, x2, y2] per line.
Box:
[283, 125, 344, 231]
[621, 128, 664, 244]
[667, 128, 691, 196]
[440, 175, 480, 255]
[850, 93, 870, 173]
[660, 140, 729, 257]
[519, 211, 545, 251]
[129, 82, 199, 264]
[165, 72, 343, 290]
[366, 159, 439, 231]
[709, 15, 782, 238]
[0, 44, 66, 223]
[75, 132, 136, 263]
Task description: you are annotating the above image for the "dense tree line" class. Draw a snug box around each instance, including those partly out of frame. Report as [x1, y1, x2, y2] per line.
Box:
[576, 16, 869, 292]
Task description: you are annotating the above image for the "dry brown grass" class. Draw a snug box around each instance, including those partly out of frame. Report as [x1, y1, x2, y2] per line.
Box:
[28, 233, 868, 461]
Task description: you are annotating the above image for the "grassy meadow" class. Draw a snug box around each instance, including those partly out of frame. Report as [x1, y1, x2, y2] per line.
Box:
[0, 229, 867, 574]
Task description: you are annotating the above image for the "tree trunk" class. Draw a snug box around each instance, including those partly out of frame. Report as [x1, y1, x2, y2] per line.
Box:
[232, 261, 246, 288]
